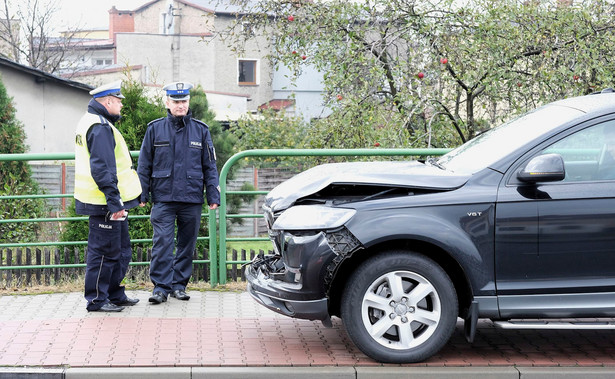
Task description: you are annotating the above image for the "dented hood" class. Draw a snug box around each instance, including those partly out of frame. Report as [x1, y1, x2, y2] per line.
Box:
[265, 160, 470, 211]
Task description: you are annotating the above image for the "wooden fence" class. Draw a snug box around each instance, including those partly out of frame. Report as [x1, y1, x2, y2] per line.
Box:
[0, 248, 271, 288]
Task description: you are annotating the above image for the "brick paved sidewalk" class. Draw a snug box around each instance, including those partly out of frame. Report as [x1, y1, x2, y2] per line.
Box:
[1, 290, 615, 368]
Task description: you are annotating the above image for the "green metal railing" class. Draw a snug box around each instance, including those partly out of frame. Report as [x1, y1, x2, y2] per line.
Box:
[0, 151, 217, 283]
[1, 148, 449, 286]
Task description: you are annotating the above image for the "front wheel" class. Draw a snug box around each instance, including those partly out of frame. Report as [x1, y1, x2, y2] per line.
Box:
[341, 251, 458, 363]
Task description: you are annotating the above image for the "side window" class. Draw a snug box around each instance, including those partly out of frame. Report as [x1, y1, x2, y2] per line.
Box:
[541, 120, 615, 182]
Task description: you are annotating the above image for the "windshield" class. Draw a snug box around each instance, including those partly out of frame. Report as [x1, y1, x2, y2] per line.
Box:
[437, 105, 583, 174]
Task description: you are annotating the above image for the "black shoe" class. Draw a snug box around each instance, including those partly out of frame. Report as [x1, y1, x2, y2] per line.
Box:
[113, 297, 139, 306]
[170, 289, 190, 300]
[148, 291, 167, 304]
[88, 303, 125, 312]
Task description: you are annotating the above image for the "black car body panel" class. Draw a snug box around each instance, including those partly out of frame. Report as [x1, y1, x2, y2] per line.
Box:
[245, 91, 615, 362]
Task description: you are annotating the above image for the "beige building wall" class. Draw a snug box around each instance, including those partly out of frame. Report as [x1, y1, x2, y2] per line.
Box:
[174, 1, 216, 34]
[134, 1, 166, 34]
[115, 32, 273, 114]
[210, 16, 274, 113]
[63, 29, 109, 40]
[115, 33, 216, 87]
[0, 67, 91, 154]
[126, 1, 274, 113]
[134, 0, 215, 35]
[68, 66, 146, 89]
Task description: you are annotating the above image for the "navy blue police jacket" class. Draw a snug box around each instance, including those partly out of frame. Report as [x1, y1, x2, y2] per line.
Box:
[137, 109, 220, 206]
[75, 99, 140, 216]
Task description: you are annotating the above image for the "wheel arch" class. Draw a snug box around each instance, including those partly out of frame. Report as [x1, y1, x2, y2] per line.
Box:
[327, 239, 473, 320]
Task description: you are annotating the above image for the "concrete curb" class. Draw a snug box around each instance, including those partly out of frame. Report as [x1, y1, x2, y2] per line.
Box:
[2, 367, 615, 379]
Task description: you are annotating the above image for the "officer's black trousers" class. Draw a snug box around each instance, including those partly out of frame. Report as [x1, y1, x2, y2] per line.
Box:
[84, 214, 131, 310]
[149, 202, 202, 294]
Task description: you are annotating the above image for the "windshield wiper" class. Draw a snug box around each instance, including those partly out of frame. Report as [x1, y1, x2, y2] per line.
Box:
[426, 157, 446, 170]
[361, 188, 396, 201]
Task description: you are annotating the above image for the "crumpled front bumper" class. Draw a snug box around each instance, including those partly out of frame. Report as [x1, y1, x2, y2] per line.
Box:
[247, 280, 330, 321]
[245, 231, 335, 322]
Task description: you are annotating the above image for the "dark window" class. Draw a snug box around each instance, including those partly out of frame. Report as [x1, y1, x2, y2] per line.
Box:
[93, 59, 112, 66]
[238, 60, 257, 85]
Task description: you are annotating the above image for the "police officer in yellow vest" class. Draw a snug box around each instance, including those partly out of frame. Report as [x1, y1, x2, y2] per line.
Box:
[74, 80, 142, 312]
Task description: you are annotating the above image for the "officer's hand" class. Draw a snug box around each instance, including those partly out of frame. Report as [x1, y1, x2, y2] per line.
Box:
[139, 202, 147, 207]
[209, 204, 219, 210]
[110, 210, 128, 220]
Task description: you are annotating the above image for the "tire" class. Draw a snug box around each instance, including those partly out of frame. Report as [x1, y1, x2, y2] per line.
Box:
[341, 250, 458, 363]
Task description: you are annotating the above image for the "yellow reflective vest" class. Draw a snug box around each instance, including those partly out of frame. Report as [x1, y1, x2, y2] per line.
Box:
[74, 112, 141, 205]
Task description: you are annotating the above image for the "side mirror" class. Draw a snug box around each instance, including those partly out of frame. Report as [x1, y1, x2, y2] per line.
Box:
[517, 153, 565, 183]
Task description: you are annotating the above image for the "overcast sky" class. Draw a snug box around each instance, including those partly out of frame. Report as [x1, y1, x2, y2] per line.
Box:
[53, 0, 151, 31]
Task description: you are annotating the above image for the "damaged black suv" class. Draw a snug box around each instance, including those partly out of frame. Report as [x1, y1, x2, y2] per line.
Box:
[246, 91, 615, 363]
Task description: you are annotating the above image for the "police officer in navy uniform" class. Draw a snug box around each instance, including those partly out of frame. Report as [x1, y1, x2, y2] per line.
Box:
[74, 80, 142, 312]
[137, 81, 220, 304]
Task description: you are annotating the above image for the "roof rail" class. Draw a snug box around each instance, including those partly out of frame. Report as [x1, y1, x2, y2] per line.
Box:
[590, 87, 615, 94]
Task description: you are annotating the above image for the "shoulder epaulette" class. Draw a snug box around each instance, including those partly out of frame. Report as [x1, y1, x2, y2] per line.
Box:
[147, 117, 165, 126]
[193, 118, 209, 129]
[97, 115, 110, 126]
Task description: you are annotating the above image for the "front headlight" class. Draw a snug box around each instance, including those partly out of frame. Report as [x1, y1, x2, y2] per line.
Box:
[272, 205, 356, 231]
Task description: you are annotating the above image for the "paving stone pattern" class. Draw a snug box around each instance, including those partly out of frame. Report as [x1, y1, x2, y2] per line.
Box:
[0, 291, 614, 368]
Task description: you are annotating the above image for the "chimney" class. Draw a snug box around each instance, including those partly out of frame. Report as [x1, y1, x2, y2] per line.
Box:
[109, 6, 134, 42]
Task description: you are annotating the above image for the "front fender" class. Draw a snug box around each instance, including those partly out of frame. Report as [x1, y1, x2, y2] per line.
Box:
[345, 203, 496, 296]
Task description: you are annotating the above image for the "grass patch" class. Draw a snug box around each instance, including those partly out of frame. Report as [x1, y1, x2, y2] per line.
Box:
[0, 277, 247, 296]
[226, 240, 273, 255]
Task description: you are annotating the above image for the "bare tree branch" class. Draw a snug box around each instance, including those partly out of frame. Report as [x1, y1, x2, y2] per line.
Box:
[0, 0, 87, 74]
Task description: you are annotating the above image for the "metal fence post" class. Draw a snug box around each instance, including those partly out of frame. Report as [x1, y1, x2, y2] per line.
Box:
[208, 207, 218, 286]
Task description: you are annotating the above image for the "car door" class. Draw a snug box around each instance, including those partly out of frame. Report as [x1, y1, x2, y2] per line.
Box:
[495, 119, 615, 317]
